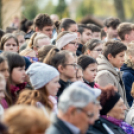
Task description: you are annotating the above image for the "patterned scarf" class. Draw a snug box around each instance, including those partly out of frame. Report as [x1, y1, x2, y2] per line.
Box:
[101, 115, 134, 134]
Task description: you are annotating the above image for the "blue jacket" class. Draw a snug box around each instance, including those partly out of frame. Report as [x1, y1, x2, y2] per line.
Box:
[121, 64, 134, 106]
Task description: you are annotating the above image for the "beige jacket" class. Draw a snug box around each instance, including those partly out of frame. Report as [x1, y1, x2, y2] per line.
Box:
[95, 55, 129, 109]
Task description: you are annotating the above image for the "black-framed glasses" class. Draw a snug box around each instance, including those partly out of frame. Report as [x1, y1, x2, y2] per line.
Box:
[69, 42, 79, 47]
[77, 108, 94, 119]
[64, 63, 78, 69]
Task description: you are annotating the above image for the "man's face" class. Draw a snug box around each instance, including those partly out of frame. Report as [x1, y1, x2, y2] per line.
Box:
[70, 102, 96, 134]
[107, 27, 118, 39]
[41, 26, 53, 39]
[81, 29, 92, 44]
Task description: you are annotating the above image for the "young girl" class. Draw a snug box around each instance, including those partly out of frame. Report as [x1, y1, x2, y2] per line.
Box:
[0, 33, 19, 53]
[1, 52, 26, 102]
[44, 48, 78, 98]
[83, 39, 102, 59]
[16, 62, 60, 114]
[78, 55, 99, 88]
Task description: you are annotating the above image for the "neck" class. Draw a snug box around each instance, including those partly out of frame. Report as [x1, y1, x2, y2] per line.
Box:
[107, 35, 113, 40]
[60, 74, 70, 82]
[122, 40, 129, 46]
[77, 38, 82, 45]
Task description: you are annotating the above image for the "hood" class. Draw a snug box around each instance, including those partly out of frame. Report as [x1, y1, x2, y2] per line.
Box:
[121, 63, 134, 75]
[96, 55, 118, 76]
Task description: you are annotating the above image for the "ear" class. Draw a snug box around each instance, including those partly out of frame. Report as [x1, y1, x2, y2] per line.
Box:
[57, 64, 64, 73]
[104, 27, 107, 33]
[61, 28, 65, 32]
[77, 32, 81, 38]
[87, 49, 91, 55]
[107, 53, 113, 61]
[124, 34, 129, 40]
[68, 106, 76, 116]
[35, 27, 39, 32]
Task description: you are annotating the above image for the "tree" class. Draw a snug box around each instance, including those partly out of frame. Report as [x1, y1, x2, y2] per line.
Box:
[113, 0, 126, 21]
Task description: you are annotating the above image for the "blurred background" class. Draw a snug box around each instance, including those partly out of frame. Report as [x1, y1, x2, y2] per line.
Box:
[0, 0, 134, 30]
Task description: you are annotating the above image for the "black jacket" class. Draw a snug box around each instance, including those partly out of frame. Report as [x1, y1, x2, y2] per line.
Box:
[76, 44, 83, 56]
[87, 117, 126, 134]
[46, 116, 74, 134]
[57, 79, 71, 99]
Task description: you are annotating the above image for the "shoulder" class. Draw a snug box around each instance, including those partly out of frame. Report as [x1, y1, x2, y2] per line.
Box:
[46, 124, 62, 134]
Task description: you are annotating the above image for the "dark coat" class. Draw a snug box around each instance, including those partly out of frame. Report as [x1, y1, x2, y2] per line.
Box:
[46, 116, 74, 134]
[57, 79, 71, 100]
[87, 117, 126, 134]
[121, 63, 134, 107]
[76, 44, 83, 56]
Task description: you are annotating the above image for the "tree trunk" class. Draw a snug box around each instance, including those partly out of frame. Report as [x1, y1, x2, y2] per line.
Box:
[0, 0, 2, 28]
[113, 0, 126, 21]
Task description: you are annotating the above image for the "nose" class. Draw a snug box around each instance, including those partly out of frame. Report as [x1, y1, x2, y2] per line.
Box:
[123, 104, 127, 110]
[58, 83, 61, 88]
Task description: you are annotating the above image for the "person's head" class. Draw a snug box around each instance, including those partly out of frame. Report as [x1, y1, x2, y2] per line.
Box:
[58, 83, 96, 133]
[0, 29, 5, 41]
[33, 33, 51, 51]
[3, 105, 50, 134]
[38, 45, 55, 62]
[100, 85, 127, 120]
[0, 33, 19, 53]
[83, 39, 102, 59]
[34, 13, 53, 38]
[55, 18, 77, 33]
[77, 24, 93, 44]
[13, 30, 25, 47]
[0, 56, 9, 81]
[44, 50, 77, 82]
[0, 74, 6, 101]
[78, 55, 97, 83]
[20, 18, 33, 33]
[1, 52, 26, 85]
[104, 17, 121, 39]
[56, 31, 78, 54]
[26, 62, 60, 96]
[117, 23, 134, 44]
[19, 49, 37, 63]
[100, 29, 107, 40]
[70, 65, 83, 82]
[87, 24, 101, 39]
[103, 40, 127, 68]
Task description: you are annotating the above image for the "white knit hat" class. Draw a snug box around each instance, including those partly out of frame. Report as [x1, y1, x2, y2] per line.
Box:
[26, 62, 59, 90]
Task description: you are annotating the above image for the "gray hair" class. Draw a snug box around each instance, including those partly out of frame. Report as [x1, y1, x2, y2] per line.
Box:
[58, 86, 95, 113]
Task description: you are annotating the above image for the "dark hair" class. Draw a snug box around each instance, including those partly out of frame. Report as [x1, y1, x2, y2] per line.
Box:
[1, 52, 25, 73]
[0, 33, 19, 50]
[103, 40, 127, 59]
[20, 18, 33, 33]
[117, 23, 133, 40]
[38, 45, 55, 62]
[87, 24, 101, 32]
[101, 29, 106, 40]
[55, 18, 76, 33]
[0, 29, 5, 41]
[78, 24, 92, 34]
[83, 39, 102, 54]
[44, 49, 75, 69]
[104, 17, 121, 29]
[34, 14, 53, 31]
[78, 55, 97, 70]
[5, 27, 17, 33]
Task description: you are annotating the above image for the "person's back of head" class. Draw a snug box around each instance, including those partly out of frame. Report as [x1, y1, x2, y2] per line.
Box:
[3, 105, 50, 134]
[0, 29, 5, 41]
[117, 22, 134, 43]
[55, 18, 77, 33]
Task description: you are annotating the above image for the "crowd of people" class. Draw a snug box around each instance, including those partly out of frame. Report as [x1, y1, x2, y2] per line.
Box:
[0, 13, 134, 134]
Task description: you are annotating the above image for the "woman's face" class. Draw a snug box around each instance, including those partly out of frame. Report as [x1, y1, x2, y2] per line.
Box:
[0, 81, 6, 101]
[17, 35, 25, 47]
[107, 98, 127, 120]
[83, 63, 97, 83]
[60, 54, 77, 81]
[63, 39, 78, 54]
[11, 66, 26, 84]
[45, 76, 60, 96]
[4, 38, 19, 53]
[0, 61, 9, 81]
[87, 44, 102, 59]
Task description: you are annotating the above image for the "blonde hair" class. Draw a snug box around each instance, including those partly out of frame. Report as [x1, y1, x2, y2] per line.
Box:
[13, 30, 25, 37]
[3, 105, 50, 134]
[126, 42, 134, 56]
[19, 48, 35, 57]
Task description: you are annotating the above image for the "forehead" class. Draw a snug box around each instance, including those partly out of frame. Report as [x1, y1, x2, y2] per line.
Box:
[43, 26, 53, 30]
[83, 28, 92, 33]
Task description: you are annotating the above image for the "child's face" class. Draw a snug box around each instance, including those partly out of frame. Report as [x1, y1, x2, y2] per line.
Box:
[109, 51, 125, 69]
[11, 66, 26, 85]
[83, 63, 97, 83]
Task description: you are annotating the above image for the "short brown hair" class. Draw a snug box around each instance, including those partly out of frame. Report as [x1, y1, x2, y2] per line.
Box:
[34, 13, 53, 31]
[117, 23, 133, 40]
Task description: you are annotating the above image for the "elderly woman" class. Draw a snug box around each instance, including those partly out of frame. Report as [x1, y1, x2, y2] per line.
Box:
[87, 85, 134, 134]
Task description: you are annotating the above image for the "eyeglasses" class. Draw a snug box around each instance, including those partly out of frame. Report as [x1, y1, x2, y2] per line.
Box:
[64, 63, 78, 69]
[77, 108, 94, 119]
[69, 42, 79, 47]
[25, 56, 38, 62]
